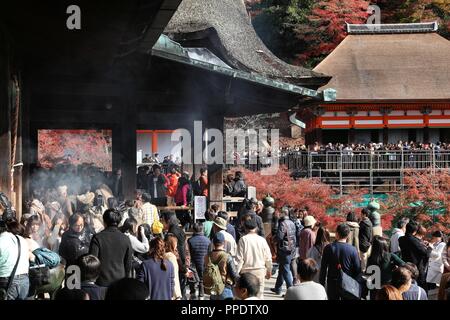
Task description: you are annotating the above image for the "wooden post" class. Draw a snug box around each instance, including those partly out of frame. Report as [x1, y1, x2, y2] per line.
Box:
[120, 95, 137, 200]
[0, 36, 12, 199]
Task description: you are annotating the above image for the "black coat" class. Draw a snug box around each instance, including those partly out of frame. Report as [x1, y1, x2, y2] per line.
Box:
[398, 234, 431, 285]
[59, 228, 92, 266]
[89, 226, 133, 287]
[359, 218, 373, 253]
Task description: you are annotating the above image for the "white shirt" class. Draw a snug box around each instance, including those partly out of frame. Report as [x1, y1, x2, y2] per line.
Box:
[208, 230, 237, 258]
[235, 233, 272, 274]
[390, 228, 404, 253]
[284, 281, 328, 300]
[125, 232, 149, 254]
[0, 232, 30, 277]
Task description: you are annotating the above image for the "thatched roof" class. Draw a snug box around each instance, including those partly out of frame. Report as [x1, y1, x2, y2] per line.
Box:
[313, 26, 450, 101]
[164, 0, 330, 88]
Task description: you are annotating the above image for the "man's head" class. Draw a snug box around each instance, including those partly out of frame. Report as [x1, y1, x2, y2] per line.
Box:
[152, 164, 161, 176]
[217, 211, 229, 222]
[405, 221, 419, 236]
[105, 278, 149, 300]
[211, 204, 220, 213]
[103, 209, 121, 228]
[234, 273, 260, 300]
[396, 217, 410, 231]
[243, 215, 258, 232]
[69, 213, 84, 233]
[297, 258, 319, 282]
[213, 232, 225, 249]
[141, 192, 152, 203]
[192, 223, 203, 234]
[78, 254, 101, 282]
[361, 208, 370, 219]
[161, 210, 177, 231]
[213, 217, 227, 232]
[404, 262, 420, 281]
[200, 167, 207, 176]
[335, 223, 351, 241]
[391, 266, 412, 293]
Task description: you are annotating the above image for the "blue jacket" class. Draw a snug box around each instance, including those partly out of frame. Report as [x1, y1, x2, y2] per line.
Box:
[188, 233, 211, 276]
[319, 241, 361, 285]
[137, 257, 174, 300]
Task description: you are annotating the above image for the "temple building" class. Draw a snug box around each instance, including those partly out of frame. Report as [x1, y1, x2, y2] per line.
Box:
[0, 0, 333, 217]
[303, 22, 450, 145]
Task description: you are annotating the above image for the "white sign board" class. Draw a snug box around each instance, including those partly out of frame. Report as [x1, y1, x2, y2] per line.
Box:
[247, 186, 256, 200]
[194, 196, 207, 220]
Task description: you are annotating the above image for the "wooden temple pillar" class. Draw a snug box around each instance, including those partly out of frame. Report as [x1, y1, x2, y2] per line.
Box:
[118, 94, 137, 200]
[0, 36, 11, 199]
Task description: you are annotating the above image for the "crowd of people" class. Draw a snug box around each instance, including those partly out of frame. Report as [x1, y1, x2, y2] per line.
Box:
[1, 169, 450, 300]
[279, 141, 449, 154]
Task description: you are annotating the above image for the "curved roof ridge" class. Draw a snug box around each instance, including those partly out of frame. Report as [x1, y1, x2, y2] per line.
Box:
[164, 0, 331, 88]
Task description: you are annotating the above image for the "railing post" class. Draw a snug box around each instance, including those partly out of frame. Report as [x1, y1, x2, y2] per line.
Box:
[400, 149, 404, 191]
[339, 151, 343, 196]
[369, 152, 373, 195]
[308, 152, 312, 178]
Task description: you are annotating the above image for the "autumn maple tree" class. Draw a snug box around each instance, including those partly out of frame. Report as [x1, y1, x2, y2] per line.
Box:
[226, 166, 365, 230]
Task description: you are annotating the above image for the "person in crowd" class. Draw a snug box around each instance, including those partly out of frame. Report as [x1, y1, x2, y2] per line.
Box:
[109, 169, 123, 201]
[217, 211, 236, 241]
[299, 215, 317, 260]
[390, 217, 410, 254]
[399, 221, 432, 289]
[403, 262, 428, 300]
[319, 223, 361, 300]
[426, 230, 447, 290]
[166, 166, 180, 202]
[57, 185, 73, 218]
[89, 192, 106, 234]
[223, 174, 235, 197]
[198, 167, 208, 197]
[164, 235, 182, 300]
[188, 223, 210, 299]
[391, 265, 420, 300]
[105, 278, 149, 300]
[148, 164, 168, 206]
[290, 207, 304, 284]
[359, 208, 373, 272]
[210, 216, 237, 258]
[120, 217, 150, 254]
[0, 219, 30, 300]
[307, 226, 330, 283]
[24, 214, 48, 248]
[345, 212, 360, 253]
[366, 235, 405, 298]
[205, 232, 238, 300]
[137, 237, 175, 300]
[203, 210, 215, 238]
[140, 192, 159, 229]
[160, 211, 188, 299]
[54, 287, 89, 300]
[270, 207, 296, 295]
[174, 172, 193, 231]
[59, 213, 93, 267]
[236, 198, 265, 240]
[443, 237, 450, 273]
[375, 285, 403, 300]
[235, 218, 272, 299]
[285, 258, 327, 300]
[47, 217, 66, 253]
[234, 272, 260, 300]
[89, 209, 133, 287]
[77, 254, 106, 300]
[232, 171, 247, 197]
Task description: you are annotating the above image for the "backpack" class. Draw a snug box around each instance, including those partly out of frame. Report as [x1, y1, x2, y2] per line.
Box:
[203, 251, 228, 295]
[32, 248, 61, 269]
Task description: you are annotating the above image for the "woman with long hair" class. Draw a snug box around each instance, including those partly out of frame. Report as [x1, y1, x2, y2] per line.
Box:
[367, 235, 405, 298]
[120, 217, 149, 254]
[137, 237, 175, 300]
[306, 226, 330, 283]
[164, 235, 182, 299]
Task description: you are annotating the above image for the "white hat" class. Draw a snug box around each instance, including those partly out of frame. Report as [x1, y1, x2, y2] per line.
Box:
[303, 215, 317, 228]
